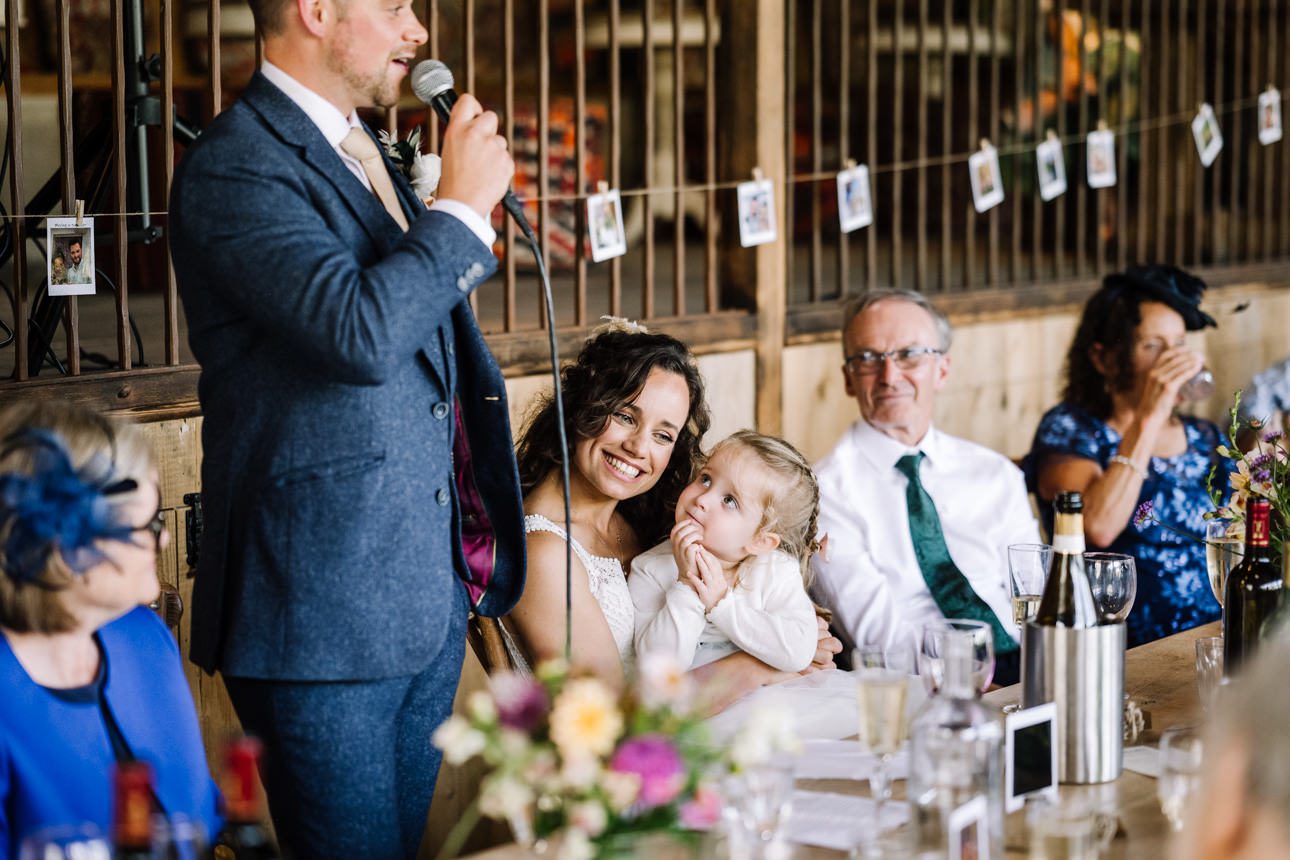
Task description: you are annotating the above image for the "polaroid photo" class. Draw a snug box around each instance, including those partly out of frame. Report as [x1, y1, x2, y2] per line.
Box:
[1191, 103, 1224, 168]
[1086, 129, 1117, 189]
[46, 216, 95, 297]
[1036, 134, 1068, 202]
[946, 795, 990, 860]
[736, 179, 777, 248]
[968, 144, 1004, 214]
[836, 164, 874, 233]
[1005, 702, 1059, 813]
[1259, 88, 1283, 146]
[586, 188, 627, 263]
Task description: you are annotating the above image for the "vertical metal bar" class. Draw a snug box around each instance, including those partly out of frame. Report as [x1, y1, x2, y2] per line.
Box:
[642, 0, 655, 318]
[57, 0, 78, 375]
[892, 0, 905, 287]
[1154, 0, 1170, 262]
[939, 0, 952, 290]
[914, 0, 927, 292]
[1264, 0, 1277, 259]
[1210, 0, 1223, 261]
[162, 0, 177, 365]
[611, 0, 624, 315]
[575, 0, 587, 326]
[836, 0, 850, 300]
[112, 0, 131, 369]
[1173, 0, 1188, 264]
[1229, 0, 1245, 261]
[866, 0, 877, 290]
[1033, 0, 1044, 279]
[1010, 0, 1023, 284]
[503, 0, 515, 331]
[207, 0, 220, 118]
[703, 0, 717, 311]
[810, 0, 823, 302]
[6, 0, 26, 379]
[1054, 0, 1066, 278]
[785, 0, 796, 297]
[538, 0, 551, 326]
[673, 0, 685, 315]
[987, 0, 1000, 285]
[1095, 0, 1108, 273]
[1193, 0, 1206, 264]
[965, 0, 977, 288]
[1076, 0, 1089, 278]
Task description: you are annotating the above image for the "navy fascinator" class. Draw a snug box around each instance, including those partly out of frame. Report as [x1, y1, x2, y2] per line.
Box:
[1102, 264, 1217, 331]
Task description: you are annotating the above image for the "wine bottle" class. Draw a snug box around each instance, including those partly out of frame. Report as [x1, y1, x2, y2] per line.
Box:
[111, 761, 155, 860]
[1223, 498, 1284, 674]
[1034, 491, 1099, 627]
[213, 737, 282, 860]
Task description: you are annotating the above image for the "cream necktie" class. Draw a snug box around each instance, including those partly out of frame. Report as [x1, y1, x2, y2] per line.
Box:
[340, 127, 409, 231]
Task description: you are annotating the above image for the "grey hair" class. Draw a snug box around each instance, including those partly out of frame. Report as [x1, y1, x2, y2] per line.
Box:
[1208, 634, 1290, 835]
[840, 289, 953, 353]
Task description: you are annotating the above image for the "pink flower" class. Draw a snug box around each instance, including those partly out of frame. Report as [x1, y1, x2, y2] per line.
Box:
[678, 783, 722, 829]
[489, 671, 549, 732]
[608, 735, 685, 809]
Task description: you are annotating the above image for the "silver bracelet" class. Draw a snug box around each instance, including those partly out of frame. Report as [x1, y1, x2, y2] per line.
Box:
[1108, 454, 1147, 479]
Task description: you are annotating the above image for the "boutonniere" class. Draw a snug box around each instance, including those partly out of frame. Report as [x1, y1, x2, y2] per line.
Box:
[378, 127, 440, 204]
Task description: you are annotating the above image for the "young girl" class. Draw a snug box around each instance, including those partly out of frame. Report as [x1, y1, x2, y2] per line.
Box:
[629, 430, 821, 673]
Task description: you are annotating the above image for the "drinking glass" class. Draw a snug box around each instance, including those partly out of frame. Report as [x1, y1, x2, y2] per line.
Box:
[1178, 366, 1216, 402]
[724, 760, 795, 854]
[1205, 519, 1243, 609]
[918, 619, 995, 694]
[1194, 637, 1224, 711]
[1158, 726, 1204, 832]
[1026, 796, 1110, 860]
[1007, 543, 1052, 625]
[151, 815, 208, 860]
[854, 646, 913, 851]
[1084, 552, 1137, 623]
[17, 824, 109, 860]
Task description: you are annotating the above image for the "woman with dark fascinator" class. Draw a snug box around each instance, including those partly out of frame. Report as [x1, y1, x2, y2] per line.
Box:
[509, 321, 839, 705]
[1025, 265, 1225, 646]
[0, 401, 220, 853]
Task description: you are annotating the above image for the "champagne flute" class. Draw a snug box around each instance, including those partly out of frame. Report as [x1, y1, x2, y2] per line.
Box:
[1083, 553, 1137, 623]
[1158, 726, 1204, 832]
[918, 619, 996, 694]
[1205, 519, 1244, 608]
[854, 645, 913, 850]
[1007, 543, 1052, 625]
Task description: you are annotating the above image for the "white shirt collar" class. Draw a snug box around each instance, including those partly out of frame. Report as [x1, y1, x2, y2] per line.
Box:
[261, 60, 361, 147]
[852, 418, 943, 472]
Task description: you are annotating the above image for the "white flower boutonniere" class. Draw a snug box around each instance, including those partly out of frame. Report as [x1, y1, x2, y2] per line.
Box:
[378, 127, 441, 204]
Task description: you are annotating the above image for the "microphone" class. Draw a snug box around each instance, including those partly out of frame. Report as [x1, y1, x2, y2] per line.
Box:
[411, 59, 534, 240]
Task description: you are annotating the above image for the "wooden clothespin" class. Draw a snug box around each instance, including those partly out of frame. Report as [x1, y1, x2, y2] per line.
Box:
[597, 180, 609, 195]
[1046, 129, 1059, 144]
[74, 199, 84, 226]
[845, 157, 857, 170]
[752, 167, 764, 183]
[1097, 119, 1109, 132]
[979, 138, 993, 152]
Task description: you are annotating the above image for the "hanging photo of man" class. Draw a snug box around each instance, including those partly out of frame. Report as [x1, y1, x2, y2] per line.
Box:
[46, 216, 96, 297]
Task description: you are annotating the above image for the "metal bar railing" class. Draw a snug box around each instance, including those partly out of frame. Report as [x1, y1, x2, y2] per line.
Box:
[57, 0, 78, 376]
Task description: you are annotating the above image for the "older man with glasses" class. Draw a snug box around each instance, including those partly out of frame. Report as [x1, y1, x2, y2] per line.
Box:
[810, 289, 1041, 685]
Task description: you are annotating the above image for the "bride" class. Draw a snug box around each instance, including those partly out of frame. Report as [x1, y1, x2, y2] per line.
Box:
[509, 323, 839, 705]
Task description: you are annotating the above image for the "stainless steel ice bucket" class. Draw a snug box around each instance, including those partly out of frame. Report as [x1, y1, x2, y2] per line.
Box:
[1021, 621, 1126, 784]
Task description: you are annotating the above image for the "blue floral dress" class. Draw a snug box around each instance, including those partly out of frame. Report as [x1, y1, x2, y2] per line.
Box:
[1025, 403, 1224, 647]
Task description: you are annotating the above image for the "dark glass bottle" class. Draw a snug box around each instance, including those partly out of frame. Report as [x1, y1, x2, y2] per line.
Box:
[111, 761, 154, 860]
[1034, 491, 1099, 628]
[212, 737, 281, 860]
[1223, 498, 1283, 674]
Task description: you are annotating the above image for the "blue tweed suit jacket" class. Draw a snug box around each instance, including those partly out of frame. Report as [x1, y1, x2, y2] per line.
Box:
[170, 73, 525, 681]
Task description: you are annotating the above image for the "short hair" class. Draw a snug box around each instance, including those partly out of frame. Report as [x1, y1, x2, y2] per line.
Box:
[0, 401, 155, 633]
[841, 289, 954, 352]
[247, 0, 293, 35]
[515, 325, 710, 548]
[1208, 635, 1290, 838]
[67, 238, 82, 251]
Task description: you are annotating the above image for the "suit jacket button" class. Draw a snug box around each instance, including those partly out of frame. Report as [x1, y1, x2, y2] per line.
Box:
[436, 488, 451, 506]
[468, 262, 485, 278]
[432, 401, 450, 419]
[457, 276, 470, 292]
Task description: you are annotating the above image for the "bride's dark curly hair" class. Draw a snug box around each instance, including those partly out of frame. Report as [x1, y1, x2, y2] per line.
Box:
[515, 327, 711, 547]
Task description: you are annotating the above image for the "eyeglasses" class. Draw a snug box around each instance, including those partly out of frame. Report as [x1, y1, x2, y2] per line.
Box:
[132, 508, 166, 551]
[844, 346, 944, 375]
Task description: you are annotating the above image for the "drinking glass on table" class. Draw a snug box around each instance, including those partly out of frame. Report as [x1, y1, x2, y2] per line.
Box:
[854, 646, 913, 853]
[723, 760, 795, 855]
[918, 619, 995, 694]
[1205, 519, 1243, 608]
[1084, 552, 1137, 623]
[1158, 725, 1205, 832]
[17, 824, 109, 860]
[1008, 543, 1052, 625]
[1194, 636, 1224, 711]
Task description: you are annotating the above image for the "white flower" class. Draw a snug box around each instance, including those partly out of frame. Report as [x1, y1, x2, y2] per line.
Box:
[637, 650, 693, 710]
[559, 752, 601, 791]
[479, 774, 534, 820]
[558, 828, 595, 860]
[599, 770, 641, 813]
[568, 800, 608, 837]
[432, 715, 487, 765]
[729, 701, 801, 770]
[410, 152, 441, 199]
[468, 689, 498, 723]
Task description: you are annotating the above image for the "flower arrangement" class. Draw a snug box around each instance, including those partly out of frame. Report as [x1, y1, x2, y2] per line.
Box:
[1204, 391, 1290, 552]
[377, 127, 441, 202]
[432, 654, 799, 860]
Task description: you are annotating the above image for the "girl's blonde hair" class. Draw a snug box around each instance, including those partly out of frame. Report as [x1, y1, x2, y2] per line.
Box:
[709, 430, 822, 586]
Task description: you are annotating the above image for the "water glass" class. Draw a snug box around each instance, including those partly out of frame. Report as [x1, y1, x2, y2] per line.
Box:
[1007, 543, 1052, 625]
[17, 825, 109, 860]
[1026, 796, 1110, 860]
[151, 815, 208, 860]
[724, 762, 795, 852]
[1194, 637, 1224, 711]
[1158, 726, 1204, 832]
[1084, 552, 1137, 623]
[918, 619, 995, 694]
[1178, 366, 1216, 402]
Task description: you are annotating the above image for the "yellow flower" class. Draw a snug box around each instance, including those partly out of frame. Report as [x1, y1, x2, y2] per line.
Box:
[549, 679, 623, 759]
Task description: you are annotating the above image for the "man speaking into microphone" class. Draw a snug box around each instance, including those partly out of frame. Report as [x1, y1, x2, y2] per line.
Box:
[169, 0, 525, 856]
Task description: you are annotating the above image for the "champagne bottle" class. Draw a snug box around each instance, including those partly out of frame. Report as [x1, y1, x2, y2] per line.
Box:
[1034, 491, 1099, 627]
[111, 761, 154, 860]
[213, 737, 282, 860]
[1223, 498, 1283, 674]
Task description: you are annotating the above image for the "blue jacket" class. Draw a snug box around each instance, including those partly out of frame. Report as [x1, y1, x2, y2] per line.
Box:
[0, 608, 222, 857]
[169, 73, 526, 680]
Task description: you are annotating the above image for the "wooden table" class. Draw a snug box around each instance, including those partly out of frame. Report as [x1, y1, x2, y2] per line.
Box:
[463, 623, 1216, 858]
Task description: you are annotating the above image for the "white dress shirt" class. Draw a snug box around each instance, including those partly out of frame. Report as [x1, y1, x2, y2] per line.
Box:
[630, 543, 818, 672]
[260, 61, 496, 249]
[810, 418, 1041, 659]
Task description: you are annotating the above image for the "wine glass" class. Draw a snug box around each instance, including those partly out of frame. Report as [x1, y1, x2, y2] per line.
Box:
[1084, 552, 1137, 623]
[1007, 543, 1052, 625]
[1158, 725, 1204, 832]
[1205, 519, 1244, 609]
[1194, 636, 1224, 712]
[17, 824, 109, 860]
[854, 645, 913, 852]
[918, 619, 995, 694]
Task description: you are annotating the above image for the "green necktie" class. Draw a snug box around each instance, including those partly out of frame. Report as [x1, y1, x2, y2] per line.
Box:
[895, 452, 1018, 655]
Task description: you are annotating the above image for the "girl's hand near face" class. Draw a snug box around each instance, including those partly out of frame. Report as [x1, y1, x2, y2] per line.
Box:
[685, 547, 730, 611]
[670, 518, 704, 579]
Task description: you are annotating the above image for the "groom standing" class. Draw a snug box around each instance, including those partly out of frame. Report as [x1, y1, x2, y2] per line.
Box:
[169, 1, 525, 857]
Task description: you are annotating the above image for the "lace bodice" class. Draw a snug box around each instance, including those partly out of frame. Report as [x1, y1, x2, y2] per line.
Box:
[524, 514, 636, 667]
